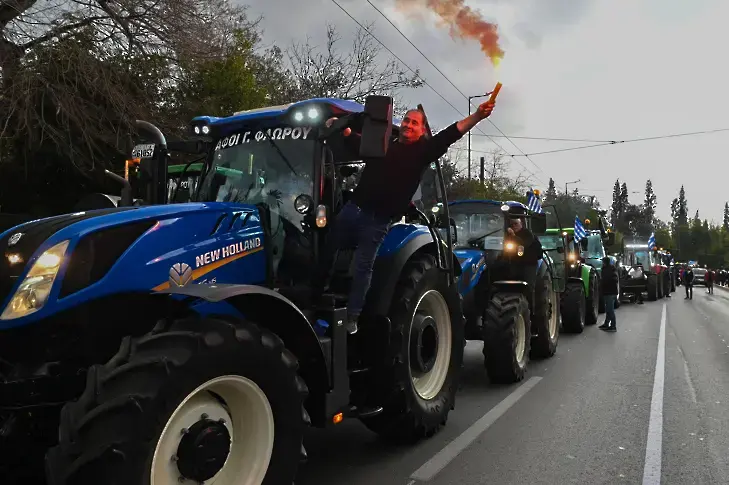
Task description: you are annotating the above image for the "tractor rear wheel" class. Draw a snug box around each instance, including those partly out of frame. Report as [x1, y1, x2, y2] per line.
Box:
[530, 271, 559, 359]
[585, 271, 600, 325]
[647, 275, 658, 301]
[46, 315, 308, 485]
[361, 254, 464, 443]
[561, 282, 586, 333]
[482, 292, 531, 383]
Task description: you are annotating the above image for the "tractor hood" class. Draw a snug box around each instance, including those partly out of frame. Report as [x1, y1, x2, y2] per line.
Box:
[0, 203, 264, 328]
[454, 248, 487, 295]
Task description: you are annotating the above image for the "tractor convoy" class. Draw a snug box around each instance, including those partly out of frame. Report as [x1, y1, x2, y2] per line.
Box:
[0, 95, 673, 485]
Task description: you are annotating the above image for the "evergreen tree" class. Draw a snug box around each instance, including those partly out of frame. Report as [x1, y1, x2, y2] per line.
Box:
[611, 179, 622, 226]
[545, 177, 558, 202]
[677, 185, 689, 226]
[723, 202, 729, 231]
[643, 179, 657, 226]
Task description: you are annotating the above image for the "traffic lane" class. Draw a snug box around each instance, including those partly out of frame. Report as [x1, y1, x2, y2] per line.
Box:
[296, 341, 545, 485]
[662, 288, 729, 484]
[424, 301, 663, 485]
[297, 302, 663, 485]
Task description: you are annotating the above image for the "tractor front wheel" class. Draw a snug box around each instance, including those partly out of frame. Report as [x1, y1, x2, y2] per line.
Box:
[530, 271, 559, 359]
[46, 315, 308, 485]
[361, 254, 464, 442]
[482, 293, 531, 383]
[561, 282, 586, 333]
[647, 275, 658, 301]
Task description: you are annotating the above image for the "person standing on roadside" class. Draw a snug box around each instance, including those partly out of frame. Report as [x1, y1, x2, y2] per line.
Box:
[706, 268, 714, 294]
[599, 257, 620, 332]
[684, 266, 695, 299]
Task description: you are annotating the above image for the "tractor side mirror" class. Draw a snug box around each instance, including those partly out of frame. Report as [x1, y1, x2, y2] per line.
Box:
[360, 95, 393, 159]
[604, 232, 616, 246]
[531, 213, 547, 235]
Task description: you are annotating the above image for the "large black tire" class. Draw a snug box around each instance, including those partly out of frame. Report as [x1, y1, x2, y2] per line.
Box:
[531, 271, 560, 359]
[561, 282, 586, 333]
[585, 270, 600, 325]
[46, 315, 308, 485]
[657, 274, 664, 299]
[361, 254, 464, 442]
[647, 275, 658, 301]
[482, 293, 531, 383]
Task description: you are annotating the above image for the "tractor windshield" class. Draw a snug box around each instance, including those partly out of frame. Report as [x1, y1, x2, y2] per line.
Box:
[581, 234, 605, 260]
[539, 234, 564, 251]
[624, 249, 651, 267]
[448, 203, 505, 250]
[197, 130, 315, 230]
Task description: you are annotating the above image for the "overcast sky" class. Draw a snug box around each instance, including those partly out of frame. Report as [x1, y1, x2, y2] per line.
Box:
[245, 0, 729, 224]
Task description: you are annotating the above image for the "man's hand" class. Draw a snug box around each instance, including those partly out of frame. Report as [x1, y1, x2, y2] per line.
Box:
[507, 227, 515, 236]
[456, 99, 497, 134]
[476, 100, 496, 120]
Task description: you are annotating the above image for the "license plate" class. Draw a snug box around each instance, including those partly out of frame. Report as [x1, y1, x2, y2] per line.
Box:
[132, 143, 155, 159]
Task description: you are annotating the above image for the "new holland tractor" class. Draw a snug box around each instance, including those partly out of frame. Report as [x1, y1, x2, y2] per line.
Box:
[437, 199, 559, 384]
[0, 97, 465, 485]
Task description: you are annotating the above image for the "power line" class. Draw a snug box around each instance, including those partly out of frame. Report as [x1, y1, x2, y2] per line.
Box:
[469, 133, 616, 143]
[512, 128, 729, 157]
[362, 0, 545, 178]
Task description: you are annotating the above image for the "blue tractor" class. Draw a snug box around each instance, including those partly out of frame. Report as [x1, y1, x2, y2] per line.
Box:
[436, 199, 559, 383]
[0, 97, 465, 485]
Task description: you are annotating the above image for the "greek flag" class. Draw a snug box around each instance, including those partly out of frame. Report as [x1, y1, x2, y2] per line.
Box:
[648, 232, 656, 250]
[574, 215, 587, 242]
[526, 190, 544, 214]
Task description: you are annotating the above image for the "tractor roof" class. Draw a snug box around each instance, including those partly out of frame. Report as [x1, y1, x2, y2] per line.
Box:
[191, 98, 403, 130]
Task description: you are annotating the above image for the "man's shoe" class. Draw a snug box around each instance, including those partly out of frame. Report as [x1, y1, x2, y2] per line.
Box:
[607, 327, 617, 332]
[600, 326, 610, 332]
[599, 323, 609, 329]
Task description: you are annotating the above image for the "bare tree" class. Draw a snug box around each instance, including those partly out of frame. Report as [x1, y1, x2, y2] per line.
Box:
[0, 0, 254, 173]
[286, 23, 423, 109]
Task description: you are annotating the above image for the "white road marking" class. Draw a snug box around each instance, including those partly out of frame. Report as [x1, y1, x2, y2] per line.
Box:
[642, 303, 666, 485]
[410, 376, 542, 482]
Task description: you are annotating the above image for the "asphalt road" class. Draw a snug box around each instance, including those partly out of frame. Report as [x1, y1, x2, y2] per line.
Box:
[297, 284, 729, 485]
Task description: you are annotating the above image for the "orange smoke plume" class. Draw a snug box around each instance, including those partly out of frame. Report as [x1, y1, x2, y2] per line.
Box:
[396, 0, 504, 66]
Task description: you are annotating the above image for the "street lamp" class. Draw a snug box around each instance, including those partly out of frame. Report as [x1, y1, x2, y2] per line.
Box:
[467, 93, 490, 179]
[565, 179, 581, 194]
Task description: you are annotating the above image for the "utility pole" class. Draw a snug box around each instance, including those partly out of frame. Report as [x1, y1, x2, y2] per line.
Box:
[479, 156, 485, 185]
[467, 93, 490, 179]
[565, 179, 581, 194]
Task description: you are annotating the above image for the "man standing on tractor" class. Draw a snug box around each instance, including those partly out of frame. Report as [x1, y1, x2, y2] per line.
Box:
[506, 215, 543, 308]
[315, 99, 496, 333]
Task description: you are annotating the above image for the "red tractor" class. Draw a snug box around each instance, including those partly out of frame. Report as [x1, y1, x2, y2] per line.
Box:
[620, 241, 668, 301]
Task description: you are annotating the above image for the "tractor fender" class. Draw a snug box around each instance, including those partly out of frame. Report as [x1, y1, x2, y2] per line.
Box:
[491, 280, 530, 296]
[567, 276, 584, 286]
[161, 284, 329, 394]
[367, 233, 459, 316]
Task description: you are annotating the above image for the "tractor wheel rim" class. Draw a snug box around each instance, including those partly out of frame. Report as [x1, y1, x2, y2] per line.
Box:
[409, 290, 452, 400]
[548, 290, 558, 339]
[515, 313, 527, 364]
[151, 375, 274, 485]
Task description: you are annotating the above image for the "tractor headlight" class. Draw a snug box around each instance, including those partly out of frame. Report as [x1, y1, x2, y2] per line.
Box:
[1, 240, 70, 320]
[568, 253, 576, 262]
[505, 242, 515, 252]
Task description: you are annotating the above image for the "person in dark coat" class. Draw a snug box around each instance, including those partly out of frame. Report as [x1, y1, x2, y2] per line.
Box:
[684, 267, 694, 299]
[599, 257, 620, 332]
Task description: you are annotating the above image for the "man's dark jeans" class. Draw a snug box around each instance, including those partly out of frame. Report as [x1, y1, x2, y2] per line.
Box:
[685, 283, 693, 299]
[315, 202, 390, 318]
